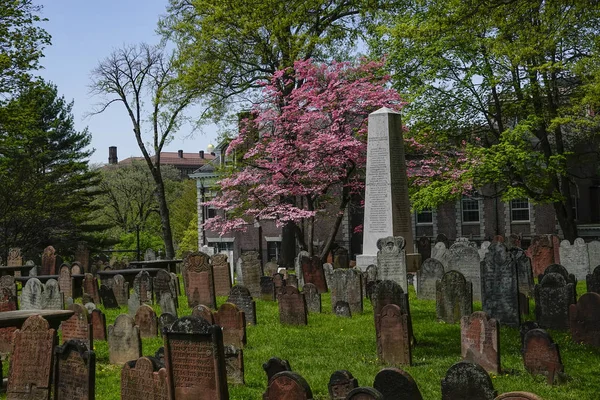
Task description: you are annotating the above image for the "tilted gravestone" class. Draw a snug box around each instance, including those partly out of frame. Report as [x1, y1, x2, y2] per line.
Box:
[346, 387, 384, 400]
[21, 277, 44, 310]
[278, 286, 307, 325]
[586, 265, 600, 294]
[377, 304, 411, 366]
[121, 357, 168, 400]
[461, 312, 500, 373]
[448, 244, 482, 301]
[373, 367, 423, 400]
[159, 292, 178, 317]
[108, 314, 142, 365]
[133, 270, 153, 305]
[53, 339, 95, 400]
[223, 344, 244, 385]
[260, 276, 275, 301]
[569, 292, 600, 347]
[334, 301, 352, 318]
[303, 283, 321, 313]
[113, 274, 129, 306]
[227, 285, 257, 325]
[41, 245, 57, 275]
[295, 250, 309, 288]
[7, 315, 56, 399]
[42, 279, 64, 310]
[436, 270, 473, 324]
[262, 357, 292, 384]
[372, 280, 414, 344]
[163, 316, 229, 399]
[417, 235, 431, 261]
[100, 284, 119, 309]
[534, 273, 575, 330]
[263, 371, 313, 400]
[417, 258, 444, 300]
[511, 247, 535, 297]
[521, 328, 564, 384]
[328, 370, 358, 400]
[331, 268, 363, 314]
[481, 242, 520, 327]
[83, 273, 100, 304]
[431, 241, 450, 269]
[301, 255, 328, 293]
[58, 265, 73, 300]
[153, 269, 178, 308]
[158, 312, 177, 333]
[61, 303, 93, 349]
[333, 247, 350, 270]
[559, 238, 590, 280]
[538, 264, 577, 301]
[135, 304, 158, 338]
[183, 252, 216, 308]
[192, 304, 215, 324]
[91, 309, 107, 341]
[239, 251, 262, 297]
[526, 235, 558, 277]
[376, 236, 407, 292]
[214, 302, 246, 349]
[441, 361, 496, 400]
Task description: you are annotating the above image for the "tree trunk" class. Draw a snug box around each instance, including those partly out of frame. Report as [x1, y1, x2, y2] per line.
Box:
[280, 222, 296, 269]
[154, 175, 176, 259]
[319, 187, 351, 264]
[553, 201, 577, 243]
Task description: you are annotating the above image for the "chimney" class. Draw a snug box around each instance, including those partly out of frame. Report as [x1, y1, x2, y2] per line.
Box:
[108, 146, 118, 164]
[178, 150, 183, 158]
[199, 150, 204, 159]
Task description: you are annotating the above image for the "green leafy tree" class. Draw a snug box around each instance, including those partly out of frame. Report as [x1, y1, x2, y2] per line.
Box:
[170, 178, 197, 245]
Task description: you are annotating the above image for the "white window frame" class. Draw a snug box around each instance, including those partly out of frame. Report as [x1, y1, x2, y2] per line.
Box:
[461, 197, 480, 224]
[510, 198, 530, 223]
[415, 208, 433, 225]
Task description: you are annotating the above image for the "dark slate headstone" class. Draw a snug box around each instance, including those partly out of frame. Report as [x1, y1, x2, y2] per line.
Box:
[278, 286, 307, 325]
[227, 285, 257, 325]
[460, 312, 500, 373]
[377, 304, 411, 366]
[346, 387, 384, 400]
[436, 270, 473, 324]
[113, 274, 129, 306]
[569, 292, 600, 347]
[534, 273, 575, 330]
[448, 243, 482, 301]
[91, 309, 107, 341]
[522, 328, 564, 384]
[135, 304, 158, 338]
[41, 245, 56, 275]
[61, 303, 92, 349]
[328, 370, 358, 400]
[511, 247, 534, 296]
[223, 344, 244, 385]
[159, 292, 178, 317]
[108, 314, 141, 365]
[158, 312, 177, 333]
[481, 242, 520, 327]
[262, 357, 292, 383]
[133, 270, 153, 305]
[373, 367, 423, 400]
[303, 283, 321, 313]
[58, 265, 73, 300]
[331, 268, 363, 314]
[519, 321, 540, 345]
[417, 235, 431, 261]
[183, 252, 216, 309]
[21, 277, 44, 310]
[215, 302, 246, 349]
[333, 247, 350, 270]
[334, 301, 352, 318]
[263, 371, 312, 400]
[441, 361, 496, 400]
[586, 265, 600, 294]
[538, 263, 577, 289]
[301, 255, 328, 293]
[53, 339, 95, 400]
[163, 316, 229, 399]
[507, 233, 522, 249]
[260, 276, 275, 301]
[366, 280, 380, 304]
[100, 284, 119, 309]
[121, 357, 168, 400]
[153, 269, 178, 308]
[192, 304, 215, 324]
[372, 280, 414, 344]
[239, 251, 262, 297]
[83, 273, 100, 304]
[417, 258, 444, 300]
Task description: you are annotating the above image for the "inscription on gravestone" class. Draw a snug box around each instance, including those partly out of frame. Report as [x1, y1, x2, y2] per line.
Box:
[108, 314, 141, 365]
[328, 370, 358, 400]
[240, 251, 262, 297]
[330, 268, 363, 314]
[133, 270, 153, 305]
[212, 254, 232, 296]
[460, 312, 500, 373]
[534, 273, 574, 330]
[215, 302, 246, 349]
[121, 357, 168, 400]
[227, 286, 256, 325]
[278, 286, 307, 325]
[481, 242, 520, 327]
[448, 244, 482, 301]
[263, 371, 313, 400]
[262, 357, 292, 383]
[184, 252, 216, 309]
[135, 304, 158, 338]
[113, 274, 129, 306]
[376, 236, 407, 292]
[436, 271, 473, 324]
[522, 328, 564, 384]
[377, 304, 411, 366]
[53, 339, 95, 400]
[417, 258, 444, 300]
[61, 303, 92, 349]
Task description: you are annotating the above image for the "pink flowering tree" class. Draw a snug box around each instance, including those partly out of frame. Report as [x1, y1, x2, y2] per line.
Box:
[204, 58, 404, 261]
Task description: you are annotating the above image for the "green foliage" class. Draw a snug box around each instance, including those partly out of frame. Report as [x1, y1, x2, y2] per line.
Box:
[176, 217, 198, 258]
[112, 230, 165, 259]
[169, 178, 197, 244]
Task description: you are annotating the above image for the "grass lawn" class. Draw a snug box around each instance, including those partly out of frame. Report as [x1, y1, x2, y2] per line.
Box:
[3, 280, 600, 399]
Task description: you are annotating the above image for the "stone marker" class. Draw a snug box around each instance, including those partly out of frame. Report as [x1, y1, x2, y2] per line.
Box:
[83, 273, 100, 304]
[7, 247, 22, 267]
[301, 255, 328, 293]
[41, 245, 56, 275]
[569, 292, 600, 347]
[239, 251, 262, 297]
[417, 236, 431, 261]
[323, 263, 334, 289]
[586, 265, 600, 294]
[287, 274, 299, 288]
[183, 252, 216, 309]
[273, 273, 285, 296]
[121, 357, 168, 400]
[333, 247, 350, 269]
[264, 260, 279, 277]
[519, 321, 540, 345]
[145, 248, 156, 261]
[328, 370, 358, 400]
[158, 312, 177, 333]
[108, 314, 142, 365]
[278, 286, 307, 325]
[331, 268, 363, 314]
[346, 387, 384, 400]
[448, 244, 482, 301]
[100, 284, 119, 309]
[417, 258, 444, 300]
[373, 367, 423, 400]
[53, 339, 95, 400]
[526, 235, 558, 277]
[135, 304, 158, 338]
[7, 315, 56, 399]
[377, 304, 411, 366]
[479, 241, 491, 261]
[215, 302, 246, 349]
[481, 242, 520, 327]
[303, 283, 321, 313]
[519, 293, 530, 316]
[260, 276, 275, 301]
[71, 263, 82, 275]
[21, 277, 44, 310]
[295, 250, 309, 287]
[0, 275, 17, 355]
[154, 269, 178, 308]
[511, 247, 534, 297]
[224, 345, 244, 385]
[538, 263, 577, 294]
[441, 361, 496, 400]
[431, 242, 450, 269]
[460, 312, 500, 373]
[559, 238, 590, 280]
[75, 242, 90, 273]
[58, 265, 73, 299]
[436, 270, 473, 324]
[227, 285, 257, 325]
[365, 265, 378, 283]
[587, 240, 600, 271]
[372, 280, 414, 344]
[128, 291, 141, 317]
[521, 328, 564, 384]
[495, 392, 544, 400]
[262, 357, 292, 383]
[91, 309, 107, 341]
[84, 302, 96, 314]
[159, 292, 178, 317]
[62, 303, 92, 349]
[133, 270, 153, 305]
[113, 274, 129, 306]
[192, 304, 215, 324]
[163, 316, 229, 399]
[334, 301, 352, 318]
[534, 273, 575, 330]
[376, 236, 407, 292]
[263, 371, 313, 400]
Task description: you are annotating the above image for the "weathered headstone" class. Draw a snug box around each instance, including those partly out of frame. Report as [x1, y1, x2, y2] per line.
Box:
[264, 260, 279, 277]
[334, 300, 352, 318]
[417, 258, 444, 300]
[377, 304, 411, 366]
[273, 273, 285, 295]
[58, 265, 73, 300]
[323, 263, 334, 290]
[481, 242, 520, 327]
[61, 303, 92, 349]
[448, 243, 482, 301]
[287, 274, 299, 288]
[441, 361, 496, 400]
[479, 241, 491, 261]
[372, 280, 415, 345]
[417, 236, 431, 261]
[260, 276, 275, 301]
[227, 285, 256, 325]
[100, 284, 119, 309]
[192, 304, 215, 324]
[262, 357, 292, 383]
[154, 269, 178, 308]
[128, 291, 141, 317]
[495, 392, 544, 400]
[559, 238, 590, 280]
[135, 304, 158, 338]
[526, 235, 557, 277]
[301, 255, 328, 293]
[376, 236, 407, 292]
[212, 253, 232, 296]
[519, 321, 540, 345]
[538, 264, 577, 303]
[521, 328, 564, 384]
[53, 339, 95, 399]
[519, 292, 530, 316]
[534, 273, 575, 330]
[108, 314, 142, 365]
[278, 286, 307, 325]
[436, 270, 473, 324]
[333, 247, 350, 270]
[71, 263, 82, 275]
[294, 250, 309, 288]
[346, 387, 384, 400]
[84, 302, 96, 315]
[158, 312, 177, 333]
[42, 279, 64, 310]
[159, 292, 178, 317]
[461, 312, 500, 373]
[263, 371, 313, 400]
[331, 268, 363, 314]
[7, 247, 22, 267]
[586, 265, 600, 294]
[328, 370, 358, 400]
[91, 308, 107, 341]
[183, 252, 216, 309]
[145, 248, 157, 261]
[373, 367, 423, 400]
[239, 251, 262, 297]
[365, 265, 378, 283]
[215, 302, 246, 349]
[121, 357, 168, 400]
[0, 275, 17, 356]
[431, 242, 450, 269]
[303, 283, 321, 313]
[510, 247, 534, 297]
[41, 245, 56, 275]
[21, 277, 44, 310]
[569, 292, 600, 347]
[113, 274, 129, 306]
[223, 345, 244, 385]
[133, 270, 153, 305]
[82, 273, 100, 304]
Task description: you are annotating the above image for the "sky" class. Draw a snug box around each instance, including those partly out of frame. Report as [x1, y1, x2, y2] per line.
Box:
[36, 0, 219, 165]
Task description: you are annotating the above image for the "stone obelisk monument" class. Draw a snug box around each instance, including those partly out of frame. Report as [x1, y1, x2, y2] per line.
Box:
[356, 107, 414, 270]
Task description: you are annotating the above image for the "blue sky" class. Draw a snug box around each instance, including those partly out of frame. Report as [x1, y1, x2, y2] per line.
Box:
[37, 0, 219, 165]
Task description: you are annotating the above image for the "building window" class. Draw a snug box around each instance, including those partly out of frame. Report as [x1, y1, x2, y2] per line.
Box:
[208, 241, 233, 253]
[462, 198, 480, 223]
[267, 241, 281, 262]
[510, 198, 530, 222]
[206, 207, 217, 220]
[415, 208, 433, 224]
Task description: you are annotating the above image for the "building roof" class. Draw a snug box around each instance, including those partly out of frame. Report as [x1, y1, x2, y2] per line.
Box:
[118, 151, 216, 168]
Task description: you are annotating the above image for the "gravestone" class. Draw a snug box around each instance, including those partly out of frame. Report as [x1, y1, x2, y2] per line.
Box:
[113, 274, 129, 306]
[53, 339, 95, 400]
[534, 273, 575, 330]
[559, 238, 590, 280]
[58, 265, 73, 299]
[273, 273, 285, 296]
[286, 274, 299, 288]
[7, 247, 22, 267]
[159, 292, 178, 317]
[163, 316, 229, 399]
[569, 292, 600, 347]
[372, 280, 415, 345]
[71, 263, 82, 275]
[264, 260, 279, 277]
[417, 258, 444, 300]
[295, 250, 309, 288]
[511, 247, 534, 296]
[496, 392, 544, 400]
[376, 236, 407, 292]
[83, 273, 100, 304]
[0, 275, 17, 356]
[262, 357, 292, 383]
[436, 270, 473, 324]
[263, 371, 313, 400]
[538, 263, 577, 288]
[373, 368, 423, 400]
[158, 312, 177, 333]
[448, 244, 482, 301]
[128, 291, 141, 317]
[260, 276, 275, 301]
[212, 253, 232, 296]
[323, 263, 334, 290]
[479, 241, 491, 261]
[133, 270, 153, 305]
[215, 302, 246, 349]
[366, 265, 378, 283]
[334, 301, 352, 318]
[21, 277, 44, 309]
[587, 240, 600, 272]
[100, 284, 119, 309]
[431, 242, 450, 269]
[145, 248, 156, 261]
[61, 303, 92, 349]
[7, 315, 56, 399]
[346, 387, 384, 400]
[41, 245, 56, 275]
[192, 304, 215, 324]
[357, 107, 414, 270]
[586, 265, 600, 294]
[135, 304, 158, 338]
[42, 279, 64, 310]
[461, 312, 500, 373]
[333, 247, 350, 269]
[108, 314, 141, 365]
[278, 286, 307, 325]
[481, 242, 520, 327]
[377, 304, 411, 366]
[303, 283, 321, 313]
[74, 242, 90, 273]
[417, 236, 431, 261]
[91, 309, 107, 341]
[328, 370, 358, 400]
[331, 268, 363, 314]
[239, 251, 262, 297]
[301, 255, 328, 293]
[223, 345, 244, 385]
[183, 252, 216, 309]
[121, 357, 168, 400]
[441, 361, 496, 400]
[526, 235, 557, 276]
[522, 328, 564, 384]
[154, 269, 177, 308]
[84, 302, 96, 314]
[227, 285, 257, 325]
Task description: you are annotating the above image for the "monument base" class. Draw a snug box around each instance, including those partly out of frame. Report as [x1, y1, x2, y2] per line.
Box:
[356, 254, 377, 271]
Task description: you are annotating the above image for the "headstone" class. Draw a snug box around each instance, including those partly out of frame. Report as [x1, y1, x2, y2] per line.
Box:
[42, 279, 64, 310]
[365, 265, 378, 283]
[264, 260, 279, 277]
[510, 247, 534, 297]
[436, 270, 473, 324]
[534, 273, 575, 330]
[260, 276, 275, 301]
[154, 269, 177, 308]
[303, 283, 321, 313]
[215, 302, 246, 349]
[301, 255, 328, 293]
[58, 265, 73, 299]
[587, 240, 600, 273]
[417, 236, 431, 261]
[521, 328, 564, 384]
[519, 321, 540, 345]
[128, 291, 141, 317]
[373, 367, 423, 400]
[273, 273, 285, 295]
[7, 315, 56, 399]
[448, 243, 482, 301]
[121, 357, 168, 400]
[377, 304, 411, 366]
[84, 302, 96, 314]
[90, 308, 107, 341]
[239, 251, 262, 297]
[158, 312, 177, 333]
[61, 303, 92, 349]
[287, 274, 299, 288]
[330, 268, 363, 314]
[295, 250, 309, 287]
[200, 245, 215, 255]
[159, 292, 178, 317]
[481, 242, 520, 327]
[53, 339, 95, 399]
[263, 371, 313, 400]
[334, 301, 352, 318]
[99, 284, 118, 309]
[262, 357, 292, 383]
[333, 247, 350, 269]
[441, 361, 496, 400]
[372, 280, 414, 345]
[346, 387, 384, 400]
[113, 274, 129, 306]
[183, 252, 216, 309]
[416, 258, 444, 300]
[41, 245, 57, 275]
[328, 370, 358, 400]
[478, 241, 491, 261]
[559, 238, 590, 280]
[507, 234, 521, 249]
[461, 312, 500, 373]
[21, 277, 44, 309]
[376, 236, 407, 292]
[192, 304, 215, 324]
[587, 265, 600, 294]
[323, 263, 334, 290]
[74, 242, 90, 273]
[569, 292, 600, 347]
[227, 285, 257, 325]
[0, 275, 17, 356]
[526, 235, 557, 277]
[133, 270, 153, 305]
[212, 253, 232, 296]
[82, 273, 100, 304]
[495, 392, 544, 400]
[7, 247, 22, 267]
[135, 304, 158, 338]
[71, 263, 82, 275]
[278, 286, 307, 325]
[163, 316, 229, 399]
[145, 248, 156, 261]
[108, 314, 142, 365]
[223, 345, 244, 385]
[431, 242, 450, 269]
